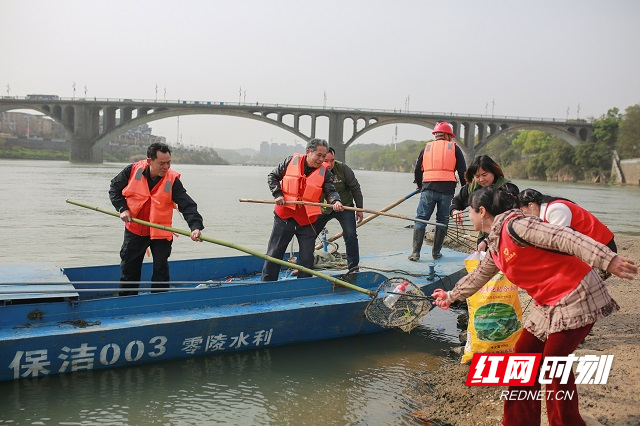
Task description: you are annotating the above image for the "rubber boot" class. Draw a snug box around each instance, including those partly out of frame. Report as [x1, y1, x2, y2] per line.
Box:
[408, 227, 426, 261]
[432, 226, 447, 259]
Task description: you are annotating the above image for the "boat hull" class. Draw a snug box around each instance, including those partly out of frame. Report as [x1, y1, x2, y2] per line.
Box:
[0, 249, 468, 382]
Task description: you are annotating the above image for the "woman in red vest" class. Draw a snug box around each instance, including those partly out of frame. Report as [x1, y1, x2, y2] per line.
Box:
[517, 188, 616, 252]
[432, 186, 636, 426]
[109, 143, 204, 296]
[261, 138, 343, 281]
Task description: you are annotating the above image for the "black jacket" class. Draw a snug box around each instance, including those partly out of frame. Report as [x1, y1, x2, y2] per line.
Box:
[109, 164, 204, 231]
[449, 181, 520, 215]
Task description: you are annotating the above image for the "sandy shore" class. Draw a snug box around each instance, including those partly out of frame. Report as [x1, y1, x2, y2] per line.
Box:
[409, 235, 640, 426]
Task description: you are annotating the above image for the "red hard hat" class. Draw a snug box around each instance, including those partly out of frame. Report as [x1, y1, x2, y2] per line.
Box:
[432, 122, 455, 138]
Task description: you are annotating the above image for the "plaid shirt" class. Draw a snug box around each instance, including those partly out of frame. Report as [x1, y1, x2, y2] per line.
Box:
[450, 209, 619, 340]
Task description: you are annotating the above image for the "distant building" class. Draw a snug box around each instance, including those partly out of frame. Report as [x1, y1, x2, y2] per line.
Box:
[0, 112, 67, 140]
[113, 122, 166, 145]
[260, 141, 270, 157]
[258, 140, 305, 159]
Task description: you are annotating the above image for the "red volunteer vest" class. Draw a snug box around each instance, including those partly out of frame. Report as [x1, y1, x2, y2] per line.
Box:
[491, 214, 592, 306]
[121, 160, 179, 240]
[274, 154, 326, 226]
[545, 200, 614, 246]
[422, 139, 457, 182]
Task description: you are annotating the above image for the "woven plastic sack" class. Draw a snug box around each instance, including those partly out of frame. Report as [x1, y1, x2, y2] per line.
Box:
[461, 251, 523, 364]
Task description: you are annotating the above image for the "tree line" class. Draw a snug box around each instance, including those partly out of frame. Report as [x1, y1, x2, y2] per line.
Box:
[346, 104, 640, 182]
[0, 137, 228, 165]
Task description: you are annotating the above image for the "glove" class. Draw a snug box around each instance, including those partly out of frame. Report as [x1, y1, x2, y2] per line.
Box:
[431, 289, 451, 310]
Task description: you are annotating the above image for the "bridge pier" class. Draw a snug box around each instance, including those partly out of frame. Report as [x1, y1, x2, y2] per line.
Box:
[331, 143, 347, 163]
[69, 104, 102, 163]
[328, 111, 347, 162]
[69, 138, 103, 163]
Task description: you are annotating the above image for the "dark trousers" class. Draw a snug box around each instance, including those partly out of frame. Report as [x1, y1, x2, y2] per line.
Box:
[261, 215, 317, 281]
[119, 229, 172, 295]
[312, 210, 359, 270]
[502, 325, 593, 426]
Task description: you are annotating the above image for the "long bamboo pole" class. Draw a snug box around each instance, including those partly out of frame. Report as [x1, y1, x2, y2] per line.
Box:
[66, 200, 375, 297]
[318, 188, 421, 247]
[238, 198, 446, 228]
[1, 287, 201, 293]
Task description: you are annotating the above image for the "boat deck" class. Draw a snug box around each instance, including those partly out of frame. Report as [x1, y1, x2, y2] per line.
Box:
[0, 247, 469, 303]
[0, 264, 78, 301]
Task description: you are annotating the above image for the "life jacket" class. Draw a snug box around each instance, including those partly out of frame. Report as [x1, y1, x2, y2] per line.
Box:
[545, 200, 614, 246]
[121, 160, 179, 240]
[491, 213, 592, 306]
[274, 154, 326, 225]
[422, 139, 456, 182]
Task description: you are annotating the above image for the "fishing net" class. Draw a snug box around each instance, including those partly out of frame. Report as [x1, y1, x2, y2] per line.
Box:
[443, 213, 478, 253]
[364, 278, 432, 332]
[313, 250, 347, 269]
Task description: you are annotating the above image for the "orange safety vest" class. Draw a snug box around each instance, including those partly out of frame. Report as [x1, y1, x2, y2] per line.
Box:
[274, 154, 326, 225]
[491, 213, 592, 306]
[545, 200, 614, 246]
[122, 160, 179, 240]
[422, 139, 457, 182]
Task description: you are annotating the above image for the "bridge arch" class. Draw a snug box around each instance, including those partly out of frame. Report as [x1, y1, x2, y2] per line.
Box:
[343, 117, 439, 148]
[93, 109, 316, 149]
[473, 124, 590, 153]
[0, 98, 593, 163]
[341, 118, 592, 163]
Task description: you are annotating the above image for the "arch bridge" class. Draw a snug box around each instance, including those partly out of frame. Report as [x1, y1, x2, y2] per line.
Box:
[0, 97, 593, 163]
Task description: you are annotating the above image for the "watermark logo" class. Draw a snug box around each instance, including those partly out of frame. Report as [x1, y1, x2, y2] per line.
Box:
[540, 354, 614, 385]
[466, 353, 541, 386]
[466, 353, 614, 386]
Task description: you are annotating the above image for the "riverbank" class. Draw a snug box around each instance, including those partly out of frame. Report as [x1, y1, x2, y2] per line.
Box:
[409, 235, 640, 426]
[0, 138, 229, 165]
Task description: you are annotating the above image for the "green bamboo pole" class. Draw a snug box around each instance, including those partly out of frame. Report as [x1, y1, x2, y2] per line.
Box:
[239, 198, 446, 228]
[316, 188, 421, 249]
[66, 200, 375, 297]
[1, 287, 199, 293]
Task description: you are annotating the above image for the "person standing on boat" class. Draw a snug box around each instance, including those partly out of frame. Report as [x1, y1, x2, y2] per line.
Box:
[409, 122, 466, 261]
[432, 185, 637, 426]
[109, 142, 204, 296]
[262, 138, 343, 281]
[313, 147, 363, 272]
[449, 155, 519, 251]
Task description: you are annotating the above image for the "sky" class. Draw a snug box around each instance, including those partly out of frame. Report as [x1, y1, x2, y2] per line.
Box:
[2, 0, 640, 150]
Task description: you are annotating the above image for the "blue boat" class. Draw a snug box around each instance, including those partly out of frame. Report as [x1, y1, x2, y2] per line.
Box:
[0, 249, 467, 382]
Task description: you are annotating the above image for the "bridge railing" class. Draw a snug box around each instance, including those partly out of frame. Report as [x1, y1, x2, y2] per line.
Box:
[0, 96, 589, 124]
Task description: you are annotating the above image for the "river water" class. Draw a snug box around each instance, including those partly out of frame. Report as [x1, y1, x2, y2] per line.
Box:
[1, 159, 638, 425]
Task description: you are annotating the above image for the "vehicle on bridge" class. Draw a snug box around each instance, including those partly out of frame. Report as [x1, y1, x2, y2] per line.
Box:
[26, 94, 60, 101]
